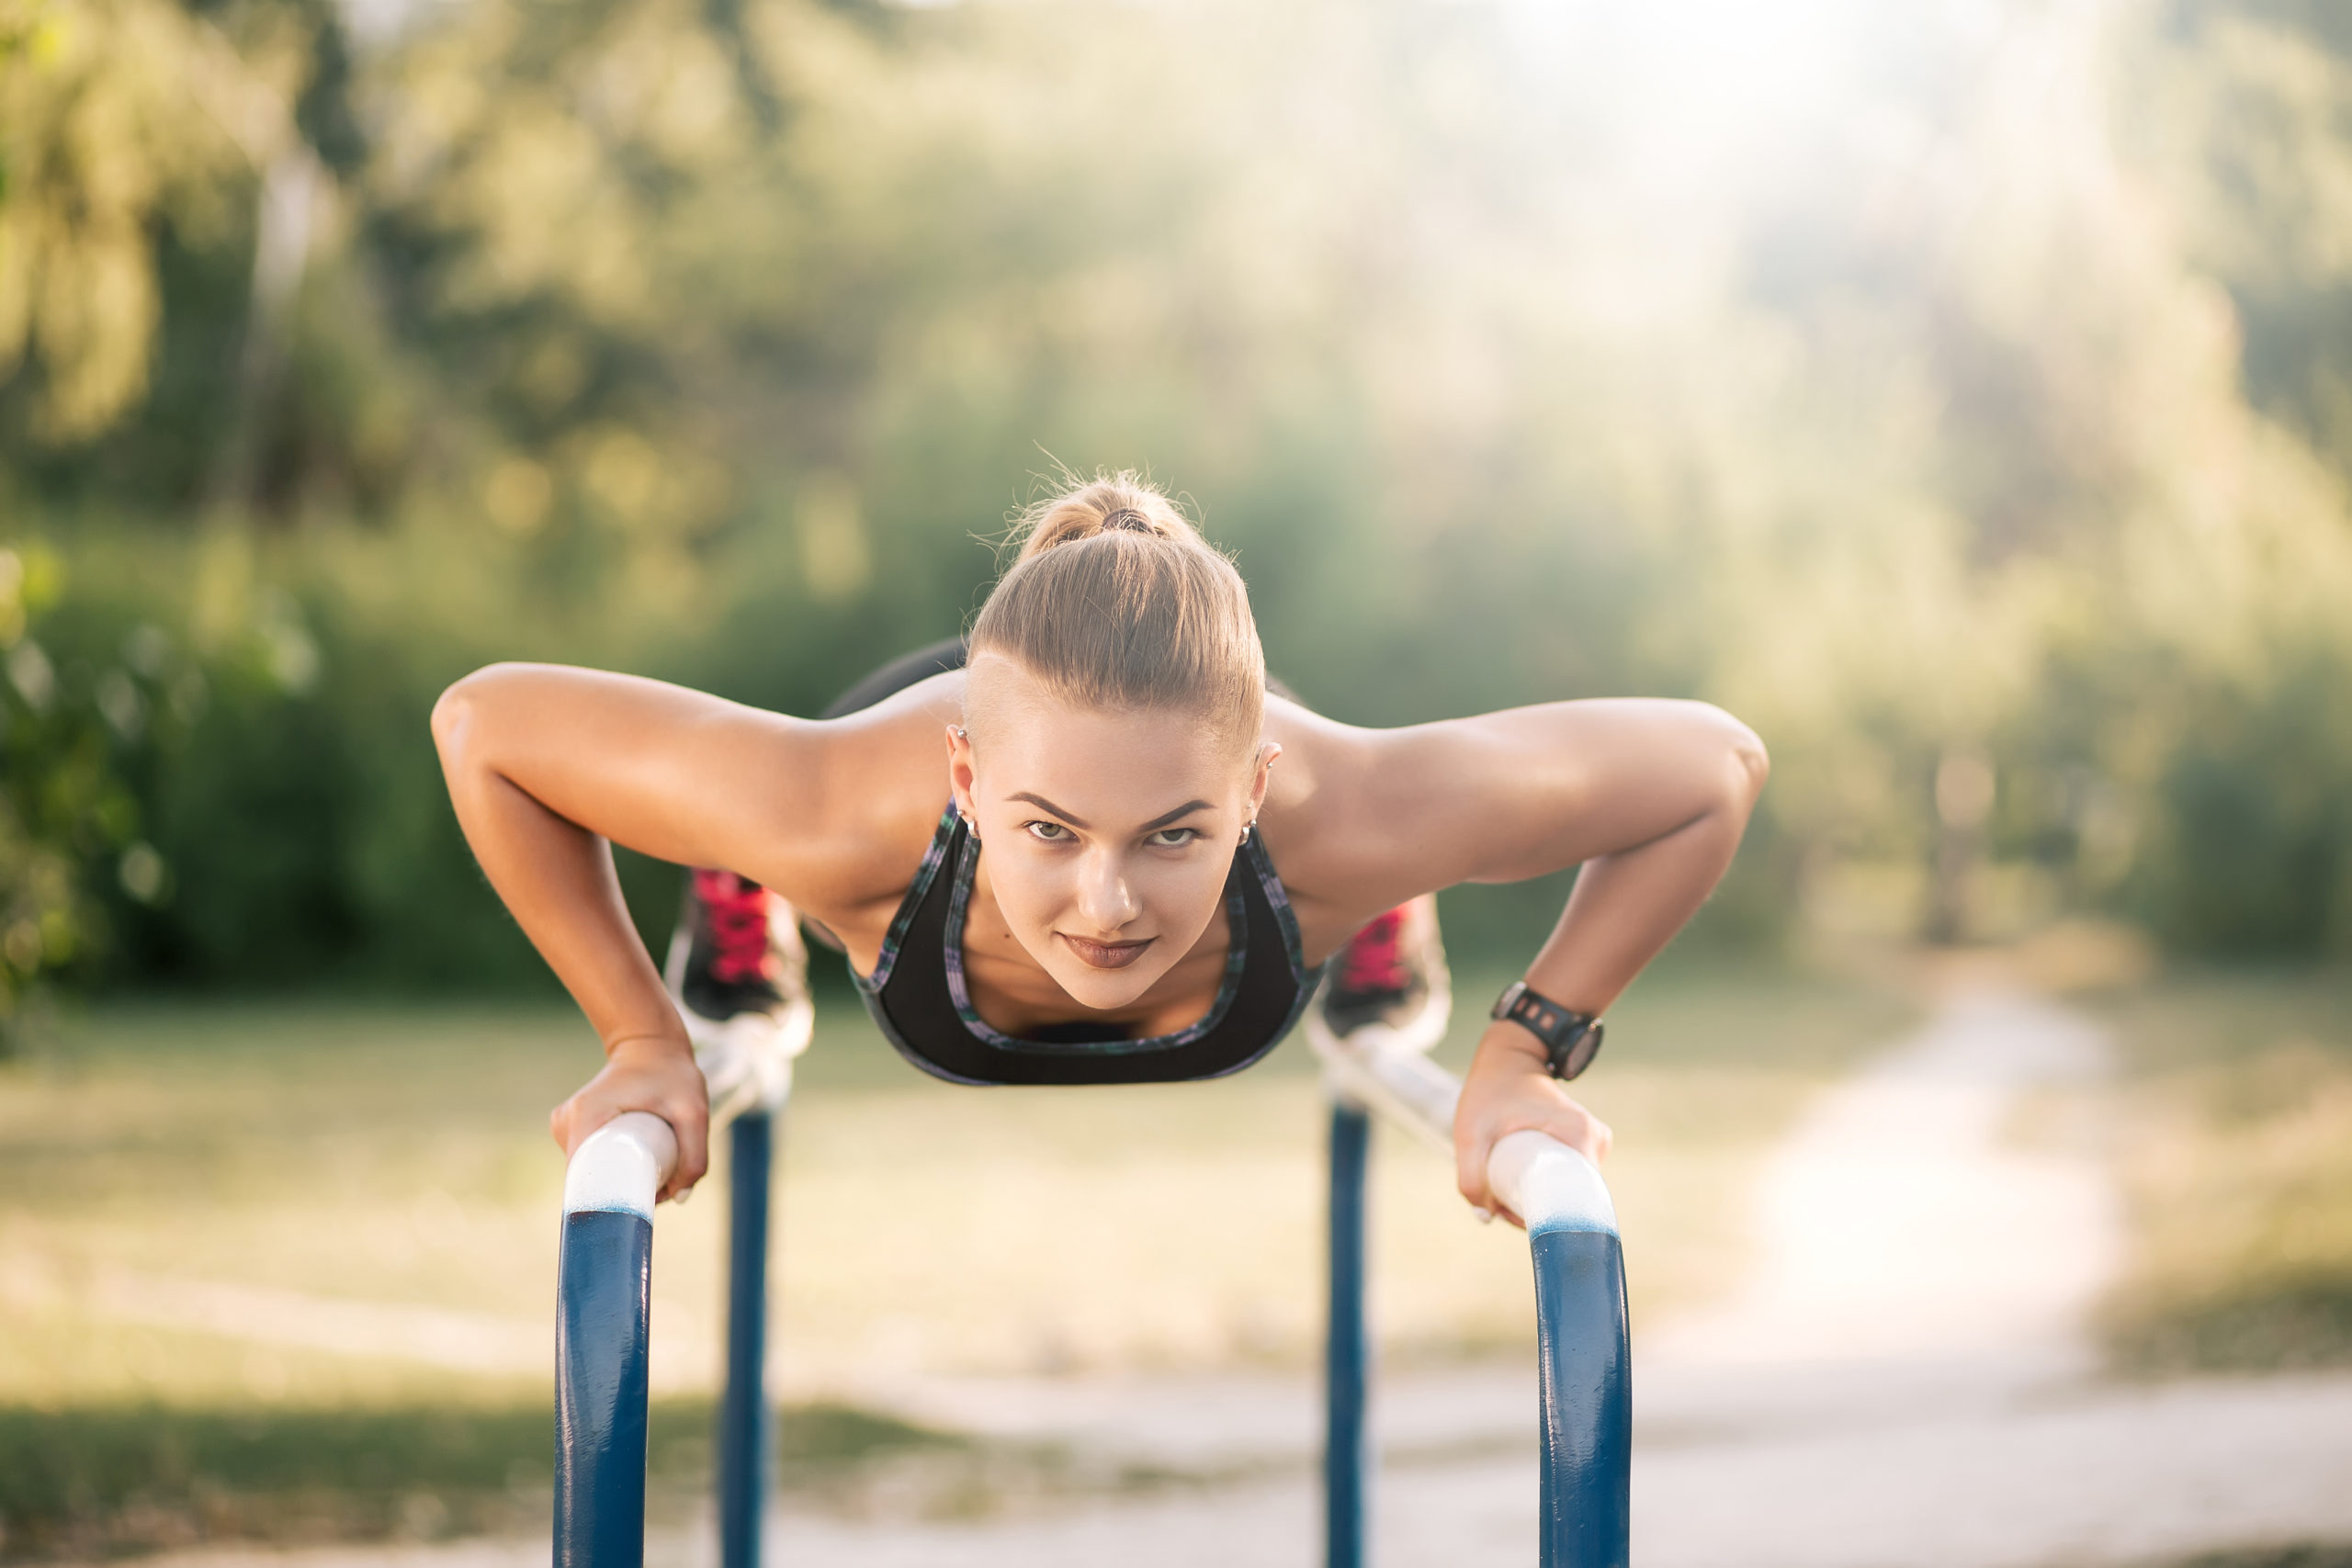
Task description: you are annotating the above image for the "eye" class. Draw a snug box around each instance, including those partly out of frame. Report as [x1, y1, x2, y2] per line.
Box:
[1146, 828, 1201, 848]
[1023, 820, 1074, 843]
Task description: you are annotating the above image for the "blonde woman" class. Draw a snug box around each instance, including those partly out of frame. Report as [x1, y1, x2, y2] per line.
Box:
[432, 472, 1768, 1219]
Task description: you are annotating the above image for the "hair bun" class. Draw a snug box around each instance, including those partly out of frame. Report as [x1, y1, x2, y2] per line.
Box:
[977, 468, 1265, 751]
[1013, 476, 1196, 562]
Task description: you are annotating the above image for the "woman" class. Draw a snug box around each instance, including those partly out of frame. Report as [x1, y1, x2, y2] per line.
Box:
[432, 472, 1769, 1220]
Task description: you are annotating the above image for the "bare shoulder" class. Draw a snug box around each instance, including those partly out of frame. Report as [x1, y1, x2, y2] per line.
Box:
[1250, 698, 1391, 959]
[1256, 694, 1765, 961]
[743, 671, 967, 931]
[436, 659, 963, 939]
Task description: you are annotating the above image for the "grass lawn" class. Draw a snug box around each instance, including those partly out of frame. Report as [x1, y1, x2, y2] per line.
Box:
[0, 960, 1912, 1557]
[2087, 968, 2352, 1376]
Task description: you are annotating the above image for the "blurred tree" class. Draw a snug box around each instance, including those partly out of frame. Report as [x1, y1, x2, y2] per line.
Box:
[0, 540, 204, 1043]
[6, 0, 2352, 988]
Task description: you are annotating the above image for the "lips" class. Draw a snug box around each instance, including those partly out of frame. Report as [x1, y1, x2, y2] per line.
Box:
[1059, 933, 1155, 970]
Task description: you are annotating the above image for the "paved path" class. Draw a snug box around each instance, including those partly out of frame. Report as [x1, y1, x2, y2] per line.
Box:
[747, 991, 2349, 1567]
[108, 988, 2352, 1568]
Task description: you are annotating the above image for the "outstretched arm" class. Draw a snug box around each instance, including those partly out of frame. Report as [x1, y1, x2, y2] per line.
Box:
[429, 663, 921, 1197]
[1316, 698, 1770, 1218]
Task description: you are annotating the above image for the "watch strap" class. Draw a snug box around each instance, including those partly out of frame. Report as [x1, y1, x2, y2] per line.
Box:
[1490, 981, 1605, 1081]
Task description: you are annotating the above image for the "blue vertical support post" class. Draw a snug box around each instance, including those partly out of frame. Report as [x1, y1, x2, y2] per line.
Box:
[1324, 1100, 1372, 1568]
[555, 1210, 654, 1568]
[1530, 1217, 1630, 1568]
[717, 1110, 775, 1568]
[554, 1112, 677, 1568]
[1485, 1132, 1631, 1568]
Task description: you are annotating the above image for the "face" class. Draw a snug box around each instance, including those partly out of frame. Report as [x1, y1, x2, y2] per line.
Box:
[949, 656, 1274, 1010]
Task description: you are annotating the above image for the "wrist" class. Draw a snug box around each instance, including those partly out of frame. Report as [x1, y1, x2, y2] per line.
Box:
[1487, 980, 1606, 1081]
[1471, 1019, 1552, 1077]
[605, 1028, 692, 1063]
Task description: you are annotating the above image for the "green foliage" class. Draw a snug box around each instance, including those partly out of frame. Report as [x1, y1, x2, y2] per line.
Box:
[2138, 665, 2352, 956]
[0, 540, 203, 1039]
[4, 0, 2352, 990]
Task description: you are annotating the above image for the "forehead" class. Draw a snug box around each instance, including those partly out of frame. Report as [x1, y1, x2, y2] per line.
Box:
[966, 659, 1249, 818]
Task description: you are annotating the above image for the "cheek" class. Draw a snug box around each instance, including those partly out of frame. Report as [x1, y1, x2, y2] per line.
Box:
[1136, 853, 1230, 925]
[987, 852, 1074, 929]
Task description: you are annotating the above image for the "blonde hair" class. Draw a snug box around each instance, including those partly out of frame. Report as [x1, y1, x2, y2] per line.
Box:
[967, 471, 1265, 750]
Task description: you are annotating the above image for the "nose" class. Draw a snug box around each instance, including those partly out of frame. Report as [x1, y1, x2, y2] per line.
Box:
[1073, 847, 1141, 933]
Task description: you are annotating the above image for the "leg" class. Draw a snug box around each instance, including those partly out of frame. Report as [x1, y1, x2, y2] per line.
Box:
[666, 870, 811, 1124]
[1310, 893, 1453, 1055]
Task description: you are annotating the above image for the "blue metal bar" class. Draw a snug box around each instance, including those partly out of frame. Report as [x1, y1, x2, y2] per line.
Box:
[1316, 1027, 1633, 1567]
[555, 1209, 655, 1568]
[1530, 1211, 1631, 1567]
[718, 1110, 775, 1568]
[1323, 1100, 1372, 1568]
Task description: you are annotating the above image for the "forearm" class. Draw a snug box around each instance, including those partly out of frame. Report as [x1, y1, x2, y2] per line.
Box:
[1528, 799, 1748, 1014]
[435, 702, 684, 1057]
[1473, 780, 1757, 1081]
[1431, 701, 1763, 1213]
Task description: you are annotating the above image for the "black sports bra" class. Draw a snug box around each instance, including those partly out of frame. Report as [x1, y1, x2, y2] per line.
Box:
[852, 805, 1321, 1086]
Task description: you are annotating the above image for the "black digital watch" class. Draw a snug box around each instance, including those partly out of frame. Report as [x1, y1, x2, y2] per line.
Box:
[1490, 981, 1604, 1081]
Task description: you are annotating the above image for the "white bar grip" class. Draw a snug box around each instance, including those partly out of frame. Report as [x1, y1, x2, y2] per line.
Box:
[1319, 1043, 1463, 1156]
[1487, 1128, 1618, 1236]
[562, 1111, 679, 1221]
[1316, 1032, 1617, 1234]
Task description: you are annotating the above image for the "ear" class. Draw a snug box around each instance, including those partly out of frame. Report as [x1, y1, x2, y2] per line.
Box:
[1246, 739, 1281, 821]
[946, 723, 979, 822]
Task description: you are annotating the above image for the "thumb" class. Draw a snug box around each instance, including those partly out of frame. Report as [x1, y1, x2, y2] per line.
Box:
[1454, 1117, 1495, 1215]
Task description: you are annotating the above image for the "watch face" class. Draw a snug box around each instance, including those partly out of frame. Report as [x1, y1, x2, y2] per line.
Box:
[1558, 1022, 1604, 1081]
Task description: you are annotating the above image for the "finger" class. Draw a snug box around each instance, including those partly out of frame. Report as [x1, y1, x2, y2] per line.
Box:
[673, 1108, 710, 1192]
[1448, 1152, 1486, 1213]
[1556, 1110, 1611, 1166]
[649, 1107, 707, 1204]
[1455, 1137, 1492, 1215]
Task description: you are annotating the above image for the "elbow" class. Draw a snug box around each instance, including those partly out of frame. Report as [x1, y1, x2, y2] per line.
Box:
[1728, 719, 1770, 808]
[1704, 705, 1769, 812]
[432, 664, 516, 767]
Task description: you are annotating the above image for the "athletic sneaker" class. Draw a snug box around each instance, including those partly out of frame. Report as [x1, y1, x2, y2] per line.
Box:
[664, 868, 813, 1122]
[1305, 893, 1453, 1059]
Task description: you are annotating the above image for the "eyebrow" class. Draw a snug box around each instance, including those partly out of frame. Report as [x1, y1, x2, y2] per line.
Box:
[1007, 794, 1215, 835]
[1009, 792, 1090, 829]
[1140, 799, 1216, 833]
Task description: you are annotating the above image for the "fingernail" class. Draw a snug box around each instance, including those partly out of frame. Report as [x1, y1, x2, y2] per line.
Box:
[1476, 1206, 1495, 1224]
[674, 1185, 694, 1205]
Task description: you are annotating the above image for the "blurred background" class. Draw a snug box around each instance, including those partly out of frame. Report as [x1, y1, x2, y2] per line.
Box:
[3, 0, 2350, 1563]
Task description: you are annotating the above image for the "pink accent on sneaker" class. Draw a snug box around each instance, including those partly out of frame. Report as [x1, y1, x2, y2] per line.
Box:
[1340, 907, 1410, 993]
[694, 869, 778, 985]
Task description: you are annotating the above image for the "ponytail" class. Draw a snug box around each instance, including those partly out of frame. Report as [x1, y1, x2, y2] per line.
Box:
[969, 471, 1265, 750]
